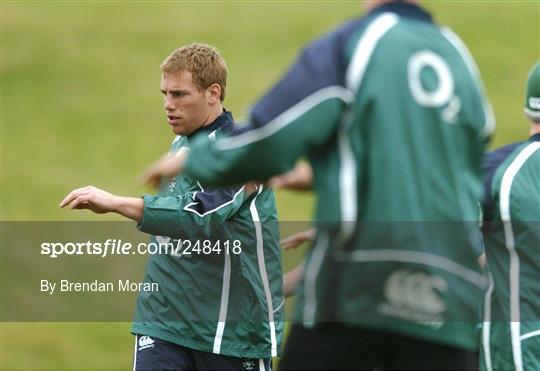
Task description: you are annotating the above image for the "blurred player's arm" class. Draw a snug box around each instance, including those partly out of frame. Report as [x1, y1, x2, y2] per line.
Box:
[141, 150, 187, 190]
[281, 228, 316, 250]
[142, 34, 352, 187]
[267, 161, 314, 191]
[284, 263, 304, 298]
[281, 229, 315, 297]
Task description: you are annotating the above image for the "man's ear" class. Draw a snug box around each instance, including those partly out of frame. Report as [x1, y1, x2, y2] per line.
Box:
[206, 83, 222, 104]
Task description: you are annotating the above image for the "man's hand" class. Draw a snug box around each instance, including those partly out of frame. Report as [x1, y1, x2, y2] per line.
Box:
[280, 228, 316, 250]
[267, 161, 313, 190]
[60, 186, 143, 222]
[60, 186, 119, 213]
[283, 263, 305, 298]
[141, 149, 189, 189]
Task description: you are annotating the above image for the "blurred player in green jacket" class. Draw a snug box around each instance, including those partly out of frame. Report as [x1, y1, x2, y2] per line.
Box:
[481, 61, 540, 371]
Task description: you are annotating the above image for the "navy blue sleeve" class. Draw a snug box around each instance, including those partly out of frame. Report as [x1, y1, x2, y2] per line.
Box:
[182, 18, 367, 185]
[183, 186, 244, 217]
[248, 18, 364, 128]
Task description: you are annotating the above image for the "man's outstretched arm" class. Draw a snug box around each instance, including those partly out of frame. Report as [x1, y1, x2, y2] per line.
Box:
[60, 183, 255, 239]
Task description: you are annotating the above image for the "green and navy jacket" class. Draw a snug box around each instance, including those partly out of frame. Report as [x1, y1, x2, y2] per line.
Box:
[132, 111, 284, 359]
[480, 133, 540, 371]
[184, 3, 494, 351]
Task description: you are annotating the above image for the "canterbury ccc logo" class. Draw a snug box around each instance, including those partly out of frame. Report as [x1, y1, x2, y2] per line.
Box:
[138, 336, 155, 350]
[530, 97, 540, 109]
[383, 269, 448, 315]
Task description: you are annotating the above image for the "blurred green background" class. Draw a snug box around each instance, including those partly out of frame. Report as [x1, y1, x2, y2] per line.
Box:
[1, 1, 538, 369]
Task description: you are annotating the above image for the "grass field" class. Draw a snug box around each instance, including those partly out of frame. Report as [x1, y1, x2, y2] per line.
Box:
[2, 1, 539, 369]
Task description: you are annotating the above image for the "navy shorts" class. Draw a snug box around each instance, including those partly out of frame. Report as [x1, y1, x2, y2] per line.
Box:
[133, 334, 272, 371]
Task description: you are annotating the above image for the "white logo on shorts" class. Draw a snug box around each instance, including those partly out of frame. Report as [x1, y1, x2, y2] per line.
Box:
[138, 336, 155, 350]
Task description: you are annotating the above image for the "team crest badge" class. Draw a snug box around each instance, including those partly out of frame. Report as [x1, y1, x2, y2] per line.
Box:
[168, 176, 177, 193]
[241, 359, 255, 370]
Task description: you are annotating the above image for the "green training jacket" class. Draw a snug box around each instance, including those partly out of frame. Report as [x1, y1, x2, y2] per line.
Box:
[132, 111, 284, 359]
[481, 134, 540, 371]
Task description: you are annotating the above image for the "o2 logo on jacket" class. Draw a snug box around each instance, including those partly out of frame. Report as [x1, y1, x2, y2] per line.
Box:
[377, 269, 448, 328]
[408, 50, 461, 124]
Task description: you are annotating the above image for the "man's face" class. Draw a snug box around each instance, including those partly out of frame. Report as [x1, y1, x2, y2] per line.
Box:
[160, 70, 213, 136]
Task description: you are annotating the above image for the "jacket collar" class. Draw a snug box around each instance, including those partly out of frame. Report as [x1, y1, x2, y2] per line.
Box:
[187, 110, 234, 139]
